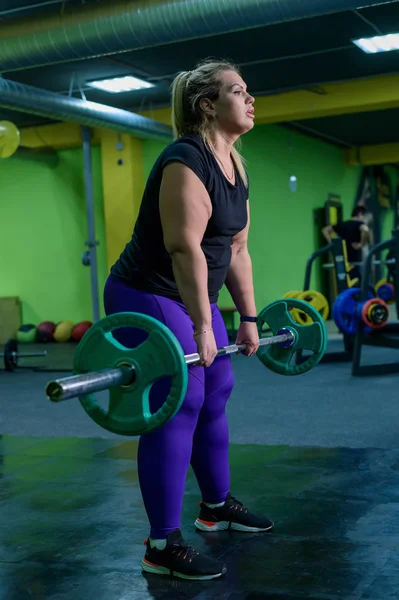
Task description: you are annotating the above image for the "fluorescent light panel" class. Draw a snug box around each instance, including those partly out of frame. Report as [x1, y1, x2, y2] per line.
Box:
[353, 33, 399, 54]
[87, 75, 154, 93]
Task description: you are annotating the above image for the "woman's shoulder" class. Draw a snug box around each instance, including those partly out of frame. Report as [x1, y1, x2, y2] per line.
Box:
[159, 134, 211, 170]
[163, 134, 207, 155]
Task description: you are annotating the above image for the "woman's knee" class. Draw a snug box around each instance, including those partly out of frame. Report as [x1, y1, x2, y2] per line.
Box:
[148, 371, 205, 426]
[180, 372, 206, 420]
[201, 358, 234, 420]
[213, 366, 234, 405]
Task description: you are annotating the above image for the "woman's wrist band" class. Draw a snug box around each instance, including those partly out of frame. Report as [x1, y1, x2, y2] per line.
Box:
[240, 315, 258, 323]
[193, 328, 213, 338]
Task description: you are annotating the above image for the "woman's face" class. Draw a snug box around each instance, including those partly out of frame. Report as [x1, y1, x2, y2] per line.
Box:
[210, 70, 255, 137]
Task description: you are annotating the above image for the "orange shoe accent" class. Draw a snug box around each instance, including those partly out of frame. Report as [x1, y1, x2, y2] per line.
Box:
[197, 519, 217, 527]
[143, 558, 160, 568]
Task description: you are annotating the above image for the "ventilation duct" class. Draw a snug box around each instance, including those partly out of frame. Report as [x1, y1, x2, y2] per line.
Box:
[0, 78, 173, 141]
[0, 0, 395, 72]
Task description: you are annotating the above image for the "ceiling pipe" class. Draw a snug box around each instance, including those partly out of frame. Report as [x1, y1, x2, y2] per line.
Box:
[0, 0, 63, 18]
[0, 0, 395, 73]
[0, 77, 173, 141]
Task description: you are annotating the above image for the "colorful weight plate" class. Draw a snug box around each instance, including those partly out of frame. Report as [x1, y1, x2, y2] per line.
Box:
[298, 290, 329, 320]
[361, 298, 389, 329]
[256, 299, 328, 376]
[283, 291, 302, 299]
[73, 312, 188, 436]
[332, 287, 374, 336]
[289, 290, 330, 326]
[375, 278, 395, 303]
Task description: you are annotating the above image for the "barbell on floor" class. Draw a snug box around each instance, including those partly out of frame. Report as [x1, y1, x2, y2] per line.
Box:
[1, 339, 47, 372]
[45, 298, 328, 437]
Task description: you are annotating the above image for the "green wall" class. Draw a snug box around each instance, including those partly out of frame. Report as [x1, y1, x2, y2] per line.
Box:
[0, 146, 108, 325]
[1, 124, 396, 327]
[230, 124, 362, 309]
[143, 125, 362, 310]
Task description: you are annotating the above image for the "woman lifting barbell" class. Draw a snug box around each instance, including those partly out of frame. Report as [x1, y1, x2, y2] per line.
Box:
[103, 58, 273, 581]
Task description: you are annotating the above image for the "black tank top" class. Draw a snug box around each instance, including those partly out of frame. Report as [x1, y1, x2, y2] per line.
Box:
[333, 219, 363, 263]
[110, 134, 249, 303]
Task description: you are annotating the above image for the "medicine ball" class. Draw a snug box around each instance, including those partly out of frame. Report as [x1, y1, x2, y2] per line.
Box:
[71, 321, 92, 342]
[36, 321, 56, 343]
[53, 321, 75, 343]
[16, 324, 37, 343]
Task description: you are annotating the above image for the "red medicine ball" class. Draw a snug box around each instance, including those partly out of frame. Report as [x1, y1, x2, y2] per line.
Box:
[36, 321, 56, 343]
[71, 321, 92, 342]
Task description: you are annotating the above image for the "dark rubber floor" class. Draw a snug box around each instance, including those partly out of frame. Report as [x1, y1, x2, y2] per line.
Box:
[2, 437, 399, 599]
[1, 338, 399, 598]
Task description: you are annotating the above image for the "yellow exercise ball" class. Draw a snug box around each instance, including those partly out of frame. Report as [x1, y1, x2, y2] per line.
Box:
[54, 321, 75, 343]
[0, 121, 20, 158]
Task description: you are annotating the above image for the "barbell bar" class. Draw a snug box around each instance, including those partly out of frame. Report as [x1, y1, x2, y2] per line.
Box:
[1, 350, 48, 360]
[45, 298, 328, 437]
[46, 330, 295, 403]
[1, 339, 47, 372]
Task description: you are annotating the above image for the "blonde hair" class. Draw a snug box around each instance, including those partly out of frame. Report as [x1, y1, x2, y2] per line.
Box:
[171, 58, 248, 188]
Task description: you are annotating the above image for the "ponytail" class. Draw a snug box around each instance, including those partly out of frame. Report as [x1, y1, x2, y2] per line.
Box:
[171, 71, 191, 139]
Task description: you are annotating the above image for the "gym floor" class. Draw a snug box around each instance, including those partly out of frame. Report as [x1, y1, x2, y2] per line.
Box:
[1, 338, 399, 599]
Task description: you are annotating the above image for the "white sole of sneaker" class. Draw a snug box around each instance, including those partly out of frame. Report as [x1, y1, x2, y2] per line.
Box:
[141, 558, 225, 580]
[194, 519, 274, 533]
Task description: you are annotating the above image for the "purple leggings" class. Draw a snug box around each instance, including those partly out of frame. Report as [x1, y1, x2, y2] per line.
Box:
[103, 275, 234, 538]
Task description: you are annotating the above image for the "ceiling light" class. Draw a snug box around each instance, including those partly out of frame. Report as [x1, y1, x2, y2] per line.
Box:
[353, 33, 399, 54]
[87, 75, 154, 93]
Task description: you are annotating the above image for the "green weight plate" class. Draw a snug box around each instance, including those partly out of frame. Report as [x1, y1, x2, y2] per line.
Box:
[257, 299, 328, 376]
[73, 312, 188, 436]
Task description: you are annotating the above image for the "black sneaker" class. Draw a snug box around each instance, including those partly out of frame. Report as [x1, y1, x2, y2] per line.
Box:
[141, 529, 226, 580]
[194, 493, 274, 533]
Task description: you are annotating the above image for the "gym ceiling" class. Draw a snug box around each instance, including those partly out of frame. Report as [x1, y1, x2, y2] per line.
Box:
[0, 0, 398, 156]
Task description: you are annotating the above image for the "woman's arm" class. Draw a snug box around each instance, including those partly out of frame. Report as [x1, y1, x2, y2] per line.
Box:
[359, 223, 369, 247]
[321, 225, 335, 244]
[160, 162, 212, 330]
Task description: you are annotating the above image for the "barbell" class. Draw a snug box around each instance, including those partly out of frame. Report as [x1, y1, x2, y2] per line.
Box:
[1, 339, 47, 372]
[45, 298, 328, 437]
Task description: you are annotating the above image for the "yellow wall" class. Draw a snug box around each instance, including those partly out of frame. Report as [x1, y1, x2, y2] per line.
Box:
[100, 131, 144, 270]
